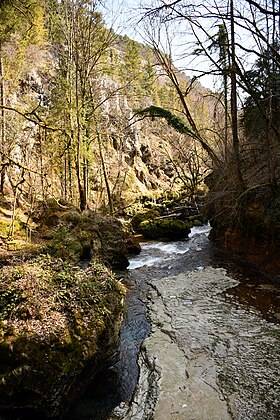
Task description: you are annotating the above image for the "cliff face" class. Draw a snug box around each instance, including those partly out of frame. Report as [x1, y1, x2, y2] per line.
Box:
[209, 225, 280, 276]
[1, 25, 217, 213]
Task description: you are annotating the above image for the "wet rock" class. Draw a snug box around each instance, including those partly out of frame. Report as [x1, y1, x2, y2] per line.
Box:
[124, 236, 141, 255]
[131, 209, 160, 232]
[130, 267, 280, 419]
[138, 219, 191, 240]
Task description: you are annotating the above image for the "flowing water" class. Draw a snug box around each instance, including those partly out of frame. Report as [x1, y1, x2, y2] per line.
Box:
[1, 226, 280, 419]
[70, 225, 280, 419]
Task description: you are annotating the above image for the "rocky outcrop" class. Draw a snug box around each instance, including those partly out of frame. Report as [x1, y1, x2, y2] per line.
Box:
[32, 199, 140, 269]
[206, 165, 280, 278]
[0, 258, 125, 417]
[209, 225, 280, 276]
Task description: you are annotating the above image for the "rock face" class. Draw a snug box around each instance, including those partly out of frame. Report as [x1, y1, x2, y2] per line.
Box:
[0, 258, 125, 417]
[209, 225, 280, 276]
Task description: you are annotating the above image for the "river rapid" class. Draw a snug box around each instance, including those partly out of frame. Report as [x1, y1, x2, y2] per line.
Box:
[1, 226, 279, 420]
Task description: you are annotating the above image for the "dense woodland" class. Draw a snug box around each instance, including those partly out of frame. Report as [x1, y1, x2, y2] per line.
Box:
[0, 0, 215, 219]
[0, 0, 279, 227]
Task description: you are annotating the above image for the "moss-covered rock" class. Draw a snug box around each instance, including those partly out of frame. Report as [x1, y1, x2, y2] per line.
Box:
[0, 256, 125, 417]
[32, 201, 133, 269]
[124, 235, 142, 255]
[131, 209, 160, 232]
[138, 219, 191, 240]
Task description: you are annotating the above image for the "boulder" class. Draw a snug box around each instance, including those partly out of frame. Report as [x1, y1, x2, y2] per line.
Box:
[138, 219, 191, 240]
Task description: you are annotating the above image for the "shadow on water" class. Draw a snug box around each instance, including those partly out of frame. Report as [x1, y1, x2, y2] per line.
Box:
[63, 276, 151, 420]
[210, 249, 280, 324]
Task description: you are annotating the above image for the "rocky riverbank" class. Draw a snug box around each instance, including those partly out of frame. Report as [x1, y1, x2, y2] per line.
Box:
[0, 199, 136, 418]
[0, 257, 125, 418]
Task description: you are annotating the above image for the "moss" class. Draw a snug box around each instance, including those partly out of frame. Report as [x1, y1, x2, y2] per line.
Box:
[38, 208, 130, 268]
[0, 219, 24, 239]
[131, 209, 160, 231]
[52, 226, 83, 262]
[0, 256, 125, 416]
[193, 219, 203, 227]
[138, 219, 191, 240]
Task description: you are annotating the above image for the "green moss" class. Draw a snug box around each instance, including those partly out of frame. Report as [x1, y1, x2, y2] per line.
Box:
[138, 218, 191, 240]
[52, 227, 83, 262]
[0, 219, 23, 238]
[193, 219, 203, 227]
[131, 209, 160, 231]
[0, 255, 126, 415]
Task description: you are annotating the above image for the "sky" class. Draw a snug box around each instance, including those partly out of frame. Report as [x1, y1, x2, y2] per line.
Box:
[100, 0, 140, 37]
[99, 0, 269, 93]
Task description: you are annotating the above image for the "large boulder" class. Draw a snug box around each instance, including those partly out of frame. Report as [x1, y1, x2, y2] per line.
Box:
[138, 219, 191, 240]
[33, 200, 134, 269]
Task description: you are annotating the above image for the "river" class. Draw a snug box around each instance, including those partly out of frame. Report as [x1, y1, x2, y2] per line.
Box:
[1, 226, 279, 420]
[69, 225, 280, 420]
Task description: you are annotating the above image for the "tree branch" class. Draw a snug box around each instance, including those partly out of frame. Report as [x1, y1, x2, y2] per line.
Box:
[245, 0, 280, 16]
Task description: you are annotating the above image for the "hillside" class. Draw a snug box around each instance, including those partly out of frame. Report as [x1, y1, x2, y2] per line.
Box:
[2, 3, 220, 207]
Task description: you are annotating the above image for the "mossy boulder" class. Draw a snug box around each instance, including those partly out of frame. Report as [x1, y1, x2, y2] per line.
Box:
[124, 235, 142, 255]
[0, 256, 125, 417]
[138, 219, 191, 240]
[131, 209, 160, 232]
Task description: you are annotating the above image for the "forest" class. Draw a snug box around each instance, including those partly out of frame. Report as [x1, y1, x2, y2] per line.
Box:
[0, 0, 279, 418]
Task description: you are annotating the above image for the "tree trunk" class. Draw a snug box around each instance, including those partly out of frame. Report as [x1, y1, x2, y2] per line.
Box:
[0, 43, 6, 194]
[230, 0, 244, 188]
[97, 129, 113, 215]
[75, 38, 87, 211]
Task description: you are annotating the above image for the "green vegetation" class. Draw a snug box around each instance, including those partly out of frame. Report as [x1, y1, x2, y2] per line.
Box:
[135, 106, 197, 138]
[0, 255, 125, 416]
[138, 219, 191, 240]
